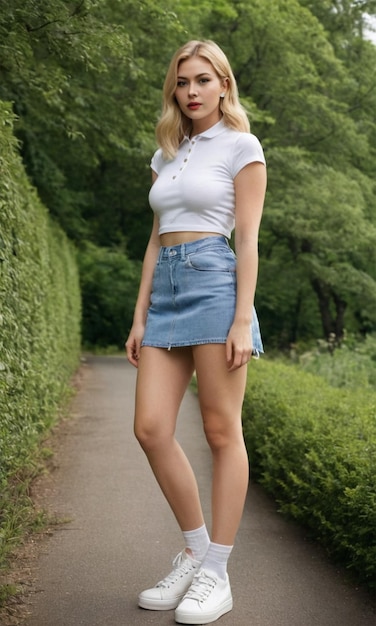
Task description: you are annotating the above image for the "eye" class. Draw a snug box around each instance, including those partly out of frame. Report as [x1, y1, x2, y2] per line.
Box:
[176, 80, 187, 88]
[199, 77, 210, 84]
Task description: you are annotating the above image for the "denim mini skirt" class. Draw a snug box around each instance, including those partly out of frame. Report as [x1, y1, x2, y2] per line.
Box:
[142, 236, 263, 355]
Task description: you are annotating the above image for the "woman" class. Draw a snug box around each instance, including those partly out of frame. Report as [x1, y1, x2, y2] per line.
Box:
[125, 39, 266, 624]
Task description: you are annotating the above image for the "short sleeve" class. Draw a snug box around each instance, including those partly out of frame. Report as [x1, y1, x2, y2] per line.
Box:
[231, 134, 266, 178]
[150, 148, 164, 175]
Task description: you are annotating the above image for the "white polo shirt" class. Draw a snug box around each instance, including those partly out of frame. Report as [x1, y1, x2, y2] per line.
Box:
[148, 119, 265, 238]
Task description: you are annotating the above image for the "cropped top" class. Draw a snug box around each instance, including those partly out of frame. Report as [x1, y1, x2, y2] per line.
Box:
[148, 119, 265, 238]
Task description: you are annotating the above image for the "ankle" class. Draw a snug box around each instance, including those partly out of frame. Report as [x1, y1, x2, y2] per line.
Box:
[201, 542, 233, 580]
[182, 524, 210, 562]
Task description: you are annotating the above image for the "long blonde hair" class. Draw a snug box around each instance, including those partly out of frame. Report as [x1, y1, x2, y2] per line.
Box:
[156, 40, 250, 160]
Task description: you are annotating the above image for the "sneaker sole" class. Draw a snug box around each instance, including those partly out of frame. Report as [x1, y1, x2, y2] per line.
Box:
[175, 597, 233, 624]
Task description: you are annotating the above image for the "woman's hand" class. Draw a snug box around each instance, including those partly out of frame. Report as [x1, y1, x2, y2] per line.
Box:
[225, 321, 252, 371]
[125, 323, 145, 368]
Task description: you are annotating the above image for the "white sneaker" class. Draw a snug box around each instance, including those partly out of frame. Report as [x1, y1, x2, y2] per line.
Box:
[138, 550, 200, 611]
[175, 569, 233, 624]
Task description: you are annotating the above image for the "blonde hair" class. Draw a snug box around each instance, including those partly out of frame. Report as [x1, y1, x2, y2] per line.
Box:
[156, 40, 250, 160]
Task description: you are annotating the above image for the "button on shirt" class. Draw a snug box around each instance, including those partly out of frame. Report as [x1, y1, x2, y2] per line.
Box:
[148, 120, 266, 239]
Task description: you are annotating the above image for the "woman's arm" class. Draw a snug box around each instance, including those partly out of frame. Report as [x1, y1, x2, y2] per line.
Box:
[126, 202, 160, 367]
[226, 161, 267, 371]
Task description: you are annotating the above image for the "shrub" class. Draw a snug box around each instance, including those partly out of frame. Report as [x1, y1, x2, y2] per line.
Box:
[296, 334, 376, 389]
[0, 102, 81, 572]
[78, 242, 141, 349]
[243, 359, 376, 589]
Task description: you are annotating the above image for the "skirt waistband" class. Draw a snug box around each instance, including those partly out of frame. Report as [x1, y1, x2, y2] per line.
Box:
[158, 236, 229, 262]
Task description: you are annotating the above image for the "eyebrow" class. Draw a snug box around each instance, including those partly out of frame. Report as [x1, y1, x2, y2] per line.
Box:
[177, 72, 213, 79]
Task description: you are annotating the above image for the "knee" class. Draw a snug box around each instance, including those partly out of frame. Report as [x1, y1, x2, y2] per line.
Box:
[202, 410, 243, 453]
[203, 421, 230, 452]
[134, 421, 155, 452]
[134, 417, 172, 453]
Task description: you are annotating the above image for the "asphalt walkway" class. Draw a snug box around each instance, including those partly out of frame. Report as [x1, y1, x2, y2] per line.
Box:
[23, 355, 375, 625]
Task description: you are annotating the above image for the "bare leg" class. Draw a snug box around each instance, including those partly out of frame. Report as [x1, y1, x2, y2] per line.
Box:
[193, 344, 249, 546]
[134, 346, 204, 531]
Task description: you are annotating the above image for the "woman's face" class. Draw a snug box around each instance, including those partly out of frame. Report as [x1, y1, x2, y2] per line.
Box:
[174, 56, 227, 133]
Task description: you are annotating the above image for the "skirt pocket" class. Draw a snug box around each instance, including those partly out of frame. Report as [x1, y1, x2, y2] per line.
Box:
[186, 248, 236, 272]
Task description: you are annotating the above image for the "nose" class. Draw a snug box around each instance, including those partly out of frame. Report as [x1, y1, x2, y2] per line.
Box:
[188, 82, 198, 97]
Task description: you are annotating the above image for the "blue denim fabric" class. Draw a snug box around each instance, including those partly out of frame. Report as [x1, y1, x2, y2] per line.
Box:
[142, 236, 263, 355]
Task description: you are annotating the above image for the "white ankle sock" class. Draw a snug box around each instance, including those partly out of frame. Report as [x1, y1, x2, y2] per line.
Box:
[182, 524, 210, 562]
[201, 541, 233, 580]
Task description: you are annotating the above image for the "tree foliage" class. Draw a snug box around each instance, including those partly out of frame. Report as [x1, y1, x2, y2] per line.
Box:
[186, 0, 376, 344]
[78, 242, 141, 347]
[1, 0, 375, 347]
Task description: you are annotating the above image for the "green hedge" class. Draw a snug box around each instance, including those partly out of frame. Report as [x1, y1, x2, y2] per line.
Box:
[243, 359, 376, 589]
[0, 102, 81, 569]
[78, 242, 141, 349]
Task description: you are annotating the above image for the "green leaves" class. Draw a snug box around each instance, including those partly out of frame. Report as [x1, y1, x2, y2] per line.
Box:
[0, 104, 81, 568]
[262, 145, 376, 339]
[173, 0, 376, 344]
[1, 0, 376, 345]
[243, 358, 376, 589]
[78, 242, 141, 347]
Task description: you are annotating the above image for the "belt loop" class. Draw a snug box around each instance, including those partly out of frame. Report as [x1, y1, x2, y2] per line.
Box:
[181, 242, 186, 261]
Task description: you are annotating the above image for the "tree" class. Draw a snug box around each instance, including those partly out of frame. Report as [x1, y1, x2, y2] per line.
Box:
[183, 0, 376, 344]
[2, 0, 375, 346]
[0, 0, 183, 253]
[263, 148, 376, 341]
[298, 1, 376, 44]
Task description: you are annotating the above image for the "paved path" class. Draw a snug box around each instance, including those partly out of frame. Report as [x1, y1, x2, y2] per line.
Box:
[23, 355, 375, 626]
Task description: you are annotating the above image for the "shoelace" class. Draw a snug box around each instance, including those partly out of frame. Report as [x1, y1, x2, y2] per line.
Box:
[183, 570, 217, 601]
[157, 552, 196, 589]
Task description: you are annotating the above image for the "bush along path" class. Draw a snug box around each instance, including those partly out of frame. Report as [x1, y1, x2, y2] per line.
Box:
[243, 358, 376, 592]
[0, 102, 81, 605]
[11, 355, 375, 626]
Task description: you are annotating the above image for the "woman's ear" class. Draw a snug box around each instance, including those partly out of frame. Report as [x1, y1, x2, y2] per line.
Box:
[220, 78, 229, 99]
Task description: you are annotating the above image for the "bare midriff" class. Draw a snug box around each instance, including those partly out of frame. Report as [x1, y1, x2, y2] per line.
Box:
[159, 231, 222, 247]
